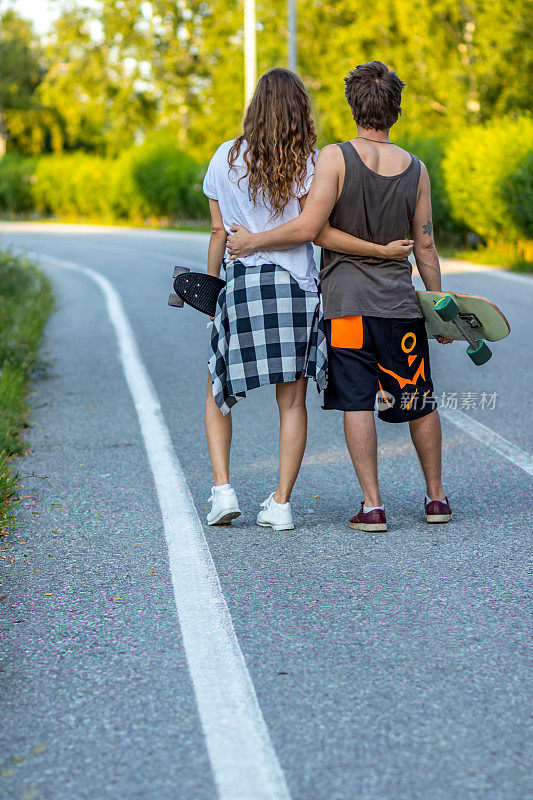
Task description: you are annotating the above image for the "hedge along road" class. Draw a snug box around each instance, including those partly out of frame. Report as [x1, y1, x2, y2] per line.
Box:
[0, 222, 531, 800]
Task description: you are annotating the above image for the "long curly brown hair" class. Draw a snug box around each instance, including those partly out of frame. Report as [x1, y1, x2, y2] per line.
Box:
[228, 68, 317, 219]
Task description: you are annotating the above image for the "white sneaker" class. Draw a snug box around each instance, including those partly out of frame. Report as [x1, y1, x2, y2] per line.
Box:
[206, 487, 241, 525]
[256, 492, 294, 531]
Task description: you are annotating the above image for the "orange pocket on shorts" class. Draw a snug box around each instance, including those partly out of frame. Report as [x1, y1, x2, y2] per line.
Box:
[330, 315, 363, 349]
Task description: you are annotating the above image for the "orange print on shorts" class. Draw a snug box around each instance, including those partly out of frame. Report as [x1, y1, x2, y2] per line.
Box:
[377, 331, 426, 389]
[331, 316, 363, 349]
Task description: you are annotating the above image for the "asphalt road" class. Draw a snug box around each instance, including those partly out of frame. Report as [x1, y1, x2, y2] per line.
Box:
[1, 222, 531, 800]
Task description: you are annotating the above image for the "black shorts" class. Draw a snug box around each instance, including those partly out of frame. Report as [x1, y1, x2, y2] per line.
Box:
[323, 315, 437, 423]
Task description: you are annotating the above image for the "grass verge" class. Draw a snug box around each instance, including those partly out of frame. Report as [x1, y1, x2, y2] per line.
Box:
[0, 249, 54, 533]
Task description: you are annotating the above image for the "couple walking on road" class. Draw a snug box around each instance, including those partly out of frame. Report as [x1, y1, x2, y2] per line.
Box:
[202, 61, 452, 532]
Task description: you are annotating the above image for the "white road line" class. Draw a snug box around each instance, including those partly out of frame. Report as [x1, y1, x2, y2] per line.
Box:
[32, 253, 291, 800]
[441, 408, 533, 477]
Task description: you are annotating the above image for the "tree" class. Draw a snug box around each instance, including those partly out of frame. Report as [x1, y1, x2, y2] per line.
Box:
[38, 0, 213, 155]
[0, 10, 46, 154]
[38, 3, 158, 154]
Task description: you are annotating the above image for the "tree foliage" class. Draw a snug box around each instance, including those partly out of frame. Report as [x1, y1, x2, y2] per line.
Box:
[1, 0, 530, 160]
[188, 0, 533, 159]
[0, 9, 48, 154]
[443, 117, 533, 242]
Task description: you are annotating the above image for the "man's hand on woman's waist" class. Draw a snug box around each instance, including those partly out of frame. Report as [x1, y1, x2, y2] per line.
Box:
[227, 225, 257, 259]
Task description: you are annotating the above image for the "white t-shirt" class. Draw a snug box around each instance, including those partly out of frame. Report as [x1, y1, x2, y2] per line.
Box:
[202, 139, 318, 292]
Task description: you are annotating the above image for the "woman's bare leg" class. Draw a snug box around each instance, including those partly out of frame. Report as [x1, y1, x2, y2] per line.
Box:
[205, 373, 232, 485]
[274, 378, 308, 503]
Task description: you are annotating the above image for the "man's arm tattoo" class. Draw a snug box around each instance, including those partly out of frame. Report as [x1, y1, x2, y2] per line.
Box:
[422, 219, 433, 235]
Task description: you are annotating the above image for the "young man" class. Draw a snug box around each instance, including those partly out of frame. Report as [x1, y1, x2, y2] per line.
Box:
[227, 60, 452, 531]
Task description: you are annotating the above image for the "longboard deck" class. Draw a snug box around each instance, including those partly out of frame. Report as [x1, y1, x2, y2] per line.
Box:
[417, 291, 510, 342]
[168, 267, 225, 316]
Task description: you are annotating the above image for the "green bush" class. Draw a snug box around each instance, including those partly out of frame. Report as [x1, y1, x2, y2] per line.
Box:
[0, 139, 208, 222]
[396, 135, 467, 240]
[108, 149, 150, 220]
[443, 117, 533, 243]
[0, 153, 36, 213]
[500, 151, 533, 239]
[32, 153, 117, 218]
[130, 135, 208, 220]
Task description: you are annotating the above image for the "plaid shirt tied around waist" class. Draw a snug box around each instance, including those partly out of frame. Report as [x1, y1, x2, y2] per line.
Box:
[209, 261, 328, 415]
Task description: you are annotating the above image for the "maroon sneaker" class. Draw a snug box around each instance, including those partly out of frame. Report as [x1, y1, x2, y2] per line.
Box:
[349, 503, 387, 532]
[425, 496, 452, 523]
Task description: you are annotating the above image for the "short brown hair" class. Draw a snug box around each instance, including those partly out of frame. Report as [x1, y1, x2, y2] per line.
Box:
[344, 61, 405, 130]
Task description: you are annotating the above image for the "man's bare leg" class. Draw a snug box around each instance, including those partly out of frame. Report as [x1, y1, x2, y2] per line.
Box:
[344, 410, 382, 507]
[409, 410, 446, 501]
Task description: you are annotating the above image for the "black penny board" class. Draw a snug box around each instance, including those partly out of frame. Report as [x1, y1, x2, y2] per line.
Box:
[168, 267, 225, 316]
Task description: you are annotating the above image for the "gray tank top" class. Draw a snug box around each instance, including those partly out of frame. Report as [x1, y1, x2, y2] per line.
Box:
[320, 141, 423, 319]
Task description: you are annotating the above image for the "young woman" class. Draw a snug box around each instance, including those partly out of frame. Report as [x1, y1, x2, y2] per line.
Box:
[202, 68, 412, 530]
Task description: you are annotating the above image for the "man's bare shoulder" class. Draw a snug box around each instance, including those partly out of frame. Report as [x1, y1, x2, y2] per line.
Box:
[396, 146, 428, 177]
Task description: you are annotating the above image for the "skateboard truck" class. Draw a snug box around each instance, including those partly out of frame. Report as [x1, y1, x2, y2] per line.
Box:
[434, 296, 492, 365]
[168, 266, 190, 308]
[459, 313, 482, 329]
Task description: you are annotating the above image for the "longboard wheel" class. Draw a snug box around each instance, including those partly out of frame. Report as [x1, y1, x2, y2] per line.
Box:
[434, 295, 460, 322]
[467, 339, 492, 365]
[173, 266, 190, 278]
[168, 292, 184, 308]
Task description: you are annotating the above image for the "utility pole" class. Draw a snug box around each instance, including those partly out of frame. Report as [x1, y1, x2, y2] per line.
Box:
[288, 0, 297, 73]
[244, 0, 257, 103]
